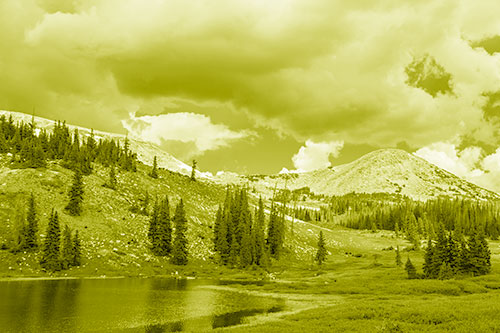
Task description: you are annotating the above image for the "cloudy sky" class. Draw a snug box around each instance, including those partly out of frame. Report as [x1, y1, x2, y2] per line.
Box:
[2, 0, 500, 189]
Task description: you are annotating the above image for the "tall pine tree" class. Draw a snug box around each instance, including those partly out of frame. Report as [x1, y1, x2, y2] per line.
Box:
[60, 225, 73, 270]
[315, 231, 327, 265]
[172, 199, 188, 265]
[25, 193, 38, 250]
[65, 169, 84, 216]
[40, 210, 61, 272]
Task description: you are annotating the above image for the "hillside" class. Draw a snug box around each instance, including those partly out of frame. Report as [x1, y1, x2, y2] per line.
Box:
[0, 110, 214, 180]
[244, 149, 500, 201]
[0, 156, 226, 276]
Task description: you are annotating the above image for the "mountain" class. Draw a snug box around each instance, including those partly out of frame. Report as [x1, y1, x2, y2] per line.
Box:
[0, 110, 214, 180]
[246, 149, 500, 201]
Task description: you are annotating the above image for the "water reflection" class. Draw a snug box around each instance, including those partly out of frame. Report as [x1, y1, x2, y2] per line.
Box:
[0, 278, 284, 332]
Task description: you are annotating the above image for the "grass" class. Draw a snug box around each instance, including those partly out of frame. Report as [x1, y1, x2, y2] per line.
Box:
[3, 157, 500, 331]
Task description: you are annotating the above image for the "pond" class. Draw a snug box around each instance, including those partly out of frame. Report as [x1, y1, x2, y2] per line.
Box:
[0, 278, 285, 332]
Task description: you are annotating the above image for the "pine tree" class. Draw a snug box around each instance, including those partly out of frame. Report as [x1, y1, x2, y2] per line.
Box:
[315, 231, 327, 265]
[468, 229, 491, 276]
[25, 193, 38, 250]
[239, 211, 254, 267]
[405, 256, 417, 279]
[214, 205, 223, 253]
[71, 230, 82, 266]
[60, 225, 73, 270]
[216, 208, 230, 264]
[252, 198, 266, 265]
[65, 169, 84, 216]
[156, 196, 172, 256]
[148, 200, 159, 252]
[105, 165, 118, 190]
[190, 160, 197, 181]
[267, 204, 284, 259]
[395, 245, 402, 267]
[40, 211, 61, 272]
[423, 239, 435, 278]
[150, 156, 158, 179]
[172, 199, 188, 265]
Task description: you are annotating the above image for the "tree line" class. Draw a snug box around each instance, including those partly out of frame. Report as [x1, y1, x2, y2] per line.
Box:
[213, 188, 285, 268]
[148, 197, 189, 265]
[10, 194, 82, 272]
[0, 114, 137, 173]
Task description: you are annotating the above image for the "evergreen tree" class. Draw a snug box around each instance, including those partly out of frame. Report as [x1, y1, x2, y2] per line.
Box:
[65, 169, 84, 216]
[155, 196, 172, 256]
[60, 225, 73, 270]
[423, 239, 435, 278]
[468, 229, 491, 276]
[105, 165, 118, 190]
[315, 231, 327, 265]
[40, 211, 61, 272]
[149, 156, 158, 179]
[239, 211, 254, 267]
[214, 205, 223, 253]
[148, 200, 159, 251]
[267, 204, 285, 259]
[395, 245, 402, 267]
[25, 193, 38, 250]
[172, 199, 188, 265]
[252, 198, 266, 265]
[71, 230, 82, 266]
[190, 160, 197, 181]
[405, 256, 417, 279]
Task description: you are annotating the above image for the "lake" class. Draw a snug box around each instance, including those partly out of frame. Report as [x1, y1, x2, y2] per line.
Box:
[0, 278, 285, 332]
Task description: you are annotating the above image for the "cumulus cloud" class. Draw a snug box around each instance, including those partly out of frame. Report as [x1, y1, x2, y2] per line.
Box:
[415, 142, 500, 193]
[3, 0, 500, 172]
[122, 112, 252, 159]
[292, 140, 344, 172]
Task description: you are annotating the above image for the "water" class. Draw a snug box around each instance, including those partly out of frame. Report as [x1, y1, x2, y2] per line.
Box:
[0, 278, 285, 332]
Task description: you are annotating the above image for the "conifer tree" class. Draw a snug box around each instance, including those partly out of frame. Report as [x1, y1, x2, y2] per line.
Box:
[240, 211, 254, 267]
[148, 200, 159, 251]
[423, 239, 435, 278]
[40, 211, 61, 272]
[190, 160, 197, 181]
[155, 196, 172, 256]
[61, 225, 73, 270]
[25, 193, 38, 250]
[65, 169, 84, 216]
[71, 230, 82, 266]
[252, 198, 266, 265]
[315, 231, 327, 265]
[172, 199, 188, 265]
[395, 245, 402, 267]
[267, 204, 284, 259]
[468, 229, 491, 276]
[105, 165, 118, 190]
[214, 205, 223, 253]
[150, 156, 158, 179]
[405, 256, 417, 279]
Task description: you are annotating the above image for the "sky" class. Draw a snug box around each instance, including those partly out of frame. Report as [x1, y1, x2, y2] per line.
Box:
[2, 1, 500, 190]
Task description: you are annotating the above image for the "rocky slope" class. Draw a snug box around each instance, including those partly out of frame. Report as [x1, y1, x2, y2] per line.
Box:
[245, 149, 500, 201]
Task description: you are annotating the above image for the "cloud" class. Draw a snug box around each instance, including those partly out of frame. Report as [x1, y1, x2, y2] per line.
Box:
[122, 112, 252, 159]
[414, 142, 484, 179]
[292, 140, 344, 172]
[414, 141, 500, 193]
[3, 1, 500, 173]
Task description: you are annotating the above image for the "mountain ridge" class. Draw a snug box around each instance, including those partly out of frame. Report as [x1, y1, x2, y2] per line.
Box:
[246, 148, 500, 201]
[0, 110, 497, 201]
